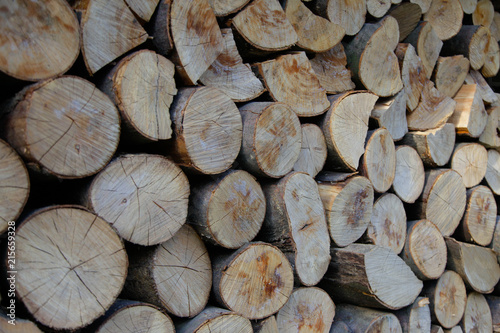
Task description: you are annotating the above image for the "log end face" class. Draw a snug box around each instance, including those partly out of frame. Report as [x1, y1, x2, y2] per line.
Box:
[433, 270, 467, 329]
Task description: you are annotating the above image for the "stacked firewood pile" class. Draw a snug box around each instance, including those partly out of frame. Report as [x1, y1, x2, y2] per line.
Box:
[1, 0, 500, 332]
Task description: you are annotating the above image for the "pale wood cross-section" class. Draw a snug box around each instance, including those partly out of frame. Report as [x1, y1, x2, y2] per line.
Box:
[480, 106, 500, 148]
[442, 25, 490, 71]
[292, 123, 327, 178]
[460, 292, 493, 333]
[405, 22, 444, 79]
[312, 0, 366, 36]
[392, 145, 425, 204]
[370, 91, 408, 141]
[465, 69, 499, 104]
[460, 0, 478, 14]
[485, 295, 500, 332]
[0, 313, 43, 333]
[208, 0, 250, 16]
[395, 297, 432, 333]
[395, 43, 427, 111]
[451, 143, 488, 188]
[486, 149, 500, 195]
[423, 0, 464, 41]
[433, 56, 470, 98]
[253, 316, 279, 333]
[388, 3, 423, 42]
[411, 0, 432, 13]
[473, 0, 495, 27]
[16, 206, 128, 331]
[449, 84, 488, 137]
[0, 0, 80, 81]
[481, 31, 500, 77]
[176, 307, 253, 333]
[492, 216, 500, 265]
[490, 11, 500, 41]
[333, 304, 403, 332]
[366, 0, 391, 18]
[124, 0, 160, 22]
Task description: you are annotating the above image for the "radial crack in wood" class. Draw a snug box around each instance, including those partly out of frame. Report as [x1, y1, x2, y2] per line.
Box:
[451, 143, 488, 188]
[423, 0, 464, 41]
[392, 145, 425, 204]
[292, 123, 327, 178]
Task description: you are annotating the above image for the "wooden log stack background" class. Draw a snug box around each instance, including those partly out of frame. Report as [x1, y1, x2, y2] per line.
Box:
[2, 0, 500, 332]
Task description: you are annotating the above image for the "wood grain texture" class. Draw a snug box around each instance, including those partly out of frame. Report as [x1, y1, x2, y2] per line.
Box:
[310, 43, 355, 94]
[312, 0, 366, 36]
[485, 149, 500, 194]
[449, 84, 488, 137]
[176, 307, 253, 333]
[392, 145, 425, 204]
[460, 292, 493, 333]
[442, 25, 490, 71]
[124, 0, 160, 21]
[423, 0, 463, 41]
[465, 70, 498, 104]
[451, 143, 488, 188]
[410, 0, 432, 13]
[333, 304, 403, 332]
[208, 0, 250, 16]
[481, 30, 500, 77]
[473, 0, 495, 27]
[389, 3, 422, 42]
[479, 106, 500, 148]
[292, 123, 327, 178]
[404, 22, 443, 79]
[395, 297, 432, 333]
[460, 0, 478, 14]
[395, 43, 427, 111]
[370, 90, 408, 141]
[433, 56, 470, 98]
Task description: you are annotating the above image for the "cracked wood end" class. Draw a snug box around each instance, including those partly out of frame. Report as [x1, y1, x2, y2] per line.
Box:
[392, 145, 425, 204]
[292, 124, 327, 178]
[423, 0, 463, 41]
[451, 142, 488, 188]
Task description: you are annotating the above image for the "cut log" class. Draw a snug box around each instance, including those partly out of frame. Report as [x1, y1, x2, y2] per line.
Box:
[212, 242, 294, 319]
[492, 217, 500, 264]
[232, 0, 298, 53]
[433, 56, 470, 98]
[253, 316, 279, 333]
[124, 224, 212, 318]
[238, 102, 302, 178]
[344, 16, 403, 97]
[84, 154, 189, 246]
[261, 172, 331, 286]
[411, 0, 432, 13]
[0, 312, 42, 333]
[402, 219, 447, 280]
[333, 304, 403, 333]
[283, 0, 345, 53]
[486, 149, 500, 195]
[79, 0, 148, 75]
[169, 86, 242, 174]
[392, 145, 425, 204]
[0, 139, 29, 234]
[188, 169, 266, 249]
[485, 295, 500, 332]
[473, 0, 495, 27]
[151, 0, 173, 56]
[366, 0, 391, 18]
[3, 76, 120, 179]
[490, 11, 500, 41]
[321, 243, 423, 310]
[423, 0, 464, 41]
[15, 206, 127, 330]
[445, 237, 500, 293]
[388, 3, 423, 42]
[448, 84, 488, 137]
[407, 80, 456, 131]
[481, 31, 500, 77]
[320, 91, 379, 171]
[199, 28, 265, 103]
[124, 0, 160, 21]
[208, 0, 250, 16]
[422, 270, 467, 329]
[312, 0, 366, 36]
[442, 26, 490, 71]
[253, 52, 330, 117]
[432, 325, 445, 333]
[276, 287, 335, 333]
[309, 43, 355, 94]
[460, 0, 478, 14]
[170, 0, 223, 85]
[364, 193, 407, 254]
[414, 169, 467, 236]
[460, 292, 493, 333]
[370, 91, 408, 141]
[451, 143, 488, 188]
[176, 307, 253, 333]
[404, 21, 443, 79]
[292, 123, 327, 178]
[101, 50, 177, 141]
[0, 0, 80, 81]
[395, 297, 432, 333]
[359, 128, 397, 193]
[480, 106, 500, 148]
[395, 43, 427, 111]
[465, 70, 499, 105]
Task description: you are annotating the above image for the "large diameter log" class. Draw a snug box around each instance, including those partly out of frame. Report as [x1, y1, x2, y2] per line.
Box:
[402, 220, 447, 280]
[442, 25, 490, 70]
[388, 3, 423, 42]
[404, 22, 443, 79]
[318, 176, 374, 248]
[84, 154, 190, 246]
[292, 123, 327, 178]
[460, 292, 493, 333]
[482, 31, 500, 77]
[312, 0, 366, 36]
[451, 143, 488, 188]
[486, 149, 500, 195]
[433, 56, 470, 98]
[320, 91, 379, 171]
[15, 206, 128, 330]
[344, 16, 403, 97]
[485, 295, 500, 332]
[479, 106, 500, 148]
[124, 225, 212, 318]
[464, 70, 498, 104]
[321, 244, 423, 310]
[445, 237, 500, 294]
[448, 84, 488, 137]
[0, 0, 80, 81]
[473, 0, 495, 27]
[188, 169, 266, 249]
[392, 145, 425, 204]
[423, 0, 464, 41]
[395, 297, 432, 333]
[169, 86, 242, 174]
[253, 52, 330, 117]
[176, 307, 253, 333]
[238, 102, 301, 178]
[395, 43, 427, 111]
[3, 76, 120, 179]
[212, 242, 294, 319]
[333, 304, 403, 332]
[261, 172, 330, 286]
[370, 91, 408, 141]
[276, 287, 335, 332]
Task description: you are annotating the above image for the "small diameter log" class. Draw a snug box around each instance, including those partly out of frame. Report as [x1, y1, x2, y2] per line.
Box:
[261, 172, 331, 286]
[101, 50, 177, 141]
[485, 295, 500, 332]
[0, 0, 80, 81]
[482, 30, 500, 77]
[124, 224, 212, 318]
[366, 0, 391, 18]
[310, 43, 355, 94]
[238, 102, 301, 178]
[212, 242, 294, 319]
[176, 307, 253, 333]
[404, 22, 444, 79]
[317, 176, 374, 248]
[448, 84, 488, 137]
[320, 91, 379, 171]
[460, 292, 493, 333]
[395, 43, 427, 111]
[400, 123, 456, 168]
[276, 287, 335, 333]
[480, 106, 500, 148]
[344, 16, 403, 97]
[370, 91, 408, 141]
[208, 0, 250, 16]
[359, 128, 397, 193]
[169, 86, 242, 175]
[3, 76, 120, 179]
[199, 28, 265, 103]
[388, 3, 423, 42]
[124, 0, 160, 21]
[253, 52, 330, 117]
[402, 219, 447, 280]
[460, 0, 478, 15]
[151, 0, 173, 56]
[321, 243, 423, 310]
[395, 297, 432, 333]
[0, 312, 42, 333]
[422, 270, 467, 329]
[423, 0, 464, 41]
[283, 0, 345, 53]
[333, 304, 403, 332]
[473, 0, 495, 27]
[312, 0, 366, 36]
[364, 193, 407, 254]
[85, 154, 190, 246]
[407, 80, 456, 131]
[15, 206, 127, 331]
[0, 139, 29, 234]
[445, 237, 500, 294]
[414, 169, 467, 236]
[433, 56, 470, 98]
[232, 0, 297, 53]
[253, 316, 279, 333]
[486, 149, 500, 195]
[292, 124, 327, 178]
[411, 0, 432, 13]
[188, 169, 266, 249]
[442, 25, 490, 71]
[451, 143, 488, 188]
[392, 145, 425, 204]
